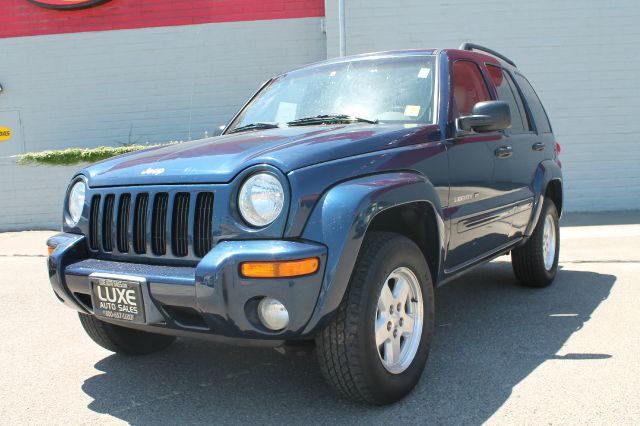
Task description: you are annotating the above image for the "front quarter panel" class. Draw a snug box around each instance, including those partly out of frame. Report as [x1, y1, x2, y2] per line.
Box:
[300, 172, 445, 334]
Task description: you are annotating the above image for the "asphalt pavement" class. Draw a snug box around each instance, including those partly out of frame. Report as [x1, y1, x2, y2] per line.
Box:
[0, 213, 638, 425]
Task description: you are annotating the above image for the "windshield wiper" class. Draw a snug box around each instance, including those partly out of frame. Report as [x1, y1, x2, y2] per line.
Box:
[287, 114, 378, 126]
[229, 122, 279, 134]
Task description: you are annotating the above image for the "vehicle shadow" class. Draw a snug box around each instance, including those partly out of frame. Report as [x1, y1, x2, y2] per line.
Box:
[82, 261, 615, 425]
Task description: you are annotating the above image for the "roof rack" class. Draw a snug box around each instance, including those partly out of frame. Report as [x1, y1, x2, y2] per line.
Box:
[458, 42, 516, 67]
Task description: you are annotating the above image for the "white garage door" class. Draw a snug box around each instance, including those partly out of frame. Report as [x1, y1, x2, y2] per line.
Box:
[326, 0, 640, 212]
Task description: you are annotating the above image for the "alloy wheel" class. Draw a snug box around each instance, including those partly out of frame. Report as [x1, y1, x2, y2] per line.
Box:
[374, 267, 424, 374]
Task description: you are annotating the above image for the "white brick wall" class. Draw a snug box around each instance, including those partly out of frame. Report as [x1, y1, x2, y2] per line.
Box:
[0, 18, 326, 230]
[0, 158, 79, 231]
[325, 0, 640, 212]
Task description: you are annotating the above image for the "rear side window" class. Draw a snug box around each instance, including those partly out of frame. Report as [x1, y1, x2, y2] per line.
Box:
[486, 65, 528, 133]
[504, 74, 531, 131]
[514, 74, 552, 133]
[452, 60, 491, 117]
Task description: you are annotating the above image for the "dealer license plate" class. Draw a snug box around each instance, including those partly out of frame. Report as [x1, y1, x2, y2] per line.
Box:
[90, 276, 146, 324]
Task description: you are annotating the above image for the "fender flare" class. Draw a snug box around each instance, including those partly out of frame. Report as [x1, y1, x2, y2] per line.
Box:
[300, 171, 445, 334]
[526, 159, 563, 236]
[46, 232, 90, 312]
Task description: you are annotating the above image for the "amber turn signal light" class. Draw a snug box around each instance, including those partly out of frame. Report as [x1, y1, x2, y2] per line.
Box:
[47, 245, 55, 256]
[240, 257, 319, 278]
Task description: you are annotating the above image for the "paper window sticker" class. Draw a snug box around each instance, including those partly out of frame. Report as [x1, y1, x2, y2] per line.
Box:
[329, 71, 337, 77]
[404, 123, 418, 128]
[404, 105, 421, 117]
[275, 102, 297, 123]
[418, 68, 430, 78]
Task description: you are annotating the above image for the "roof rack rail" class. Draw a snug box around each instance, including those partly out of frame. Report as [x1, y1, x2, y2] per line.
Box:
[458, 42, 516, 67]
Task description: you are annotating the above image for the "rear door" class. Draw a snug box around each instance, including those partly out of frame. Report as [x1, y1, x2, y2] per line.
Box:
[509, 73, 555, 236]
[445, 59, 512, 270]
[486, 65, 539, 239]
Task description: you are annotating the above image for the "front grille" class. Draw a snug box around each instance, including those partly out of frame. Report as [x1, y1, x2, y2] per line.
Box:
[89, 189, 215, 260]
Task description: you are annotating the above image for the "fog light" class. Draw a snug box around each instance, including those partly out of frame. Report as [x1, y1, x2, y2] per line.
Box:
[258, 297, 289, 331]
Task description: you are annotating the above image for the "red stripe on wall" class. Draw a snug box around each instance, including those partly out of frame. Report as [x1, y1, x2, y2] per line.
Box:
[0, 0, 325, 38]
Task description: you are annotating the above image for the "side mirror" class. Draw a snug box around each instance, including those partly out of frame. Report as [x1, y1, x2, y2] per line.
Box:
[457, 100, 511, 133]
[213, 124, 226, 137]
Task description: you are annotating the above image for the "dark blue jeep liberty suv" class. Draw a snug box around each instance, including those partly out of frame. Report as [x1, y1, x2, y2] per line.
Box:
[47, 43, 562, 405]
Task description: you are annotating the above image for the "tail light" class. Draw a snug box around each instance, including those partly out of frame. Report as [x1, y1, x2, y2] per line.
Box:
[555, 142, 562, 168]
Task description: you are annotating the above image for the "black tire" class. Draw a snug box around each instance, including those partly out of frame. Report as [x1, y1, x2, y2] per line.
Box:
[511, 200, 560, 287]
[78, 313, 175, 355]
[315, 232, 435, 405]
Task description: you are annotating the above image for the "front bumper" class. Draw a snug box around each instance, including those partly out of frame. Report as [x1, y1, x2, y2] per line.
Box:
[47, 233, 327, 344]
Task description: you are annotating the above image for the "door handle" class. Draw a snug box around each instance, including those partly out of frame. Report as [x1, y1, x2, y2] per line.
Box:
[495, 146, 513, 158]
[532, 142, 546, 151]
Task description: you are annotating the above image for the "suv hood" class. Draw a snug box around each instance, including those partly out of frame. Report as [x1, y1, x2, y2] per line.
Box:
[84, 123, 439, 187]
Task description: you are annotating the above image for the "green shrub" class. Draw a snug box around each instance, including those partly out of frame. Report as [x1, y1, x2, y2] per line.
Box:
[18, 144, 171, 166]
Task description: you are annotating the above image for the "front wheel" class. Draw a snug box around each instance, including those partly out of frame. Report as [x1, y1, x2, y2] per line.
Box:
[511, 200, 560, 287]
[316, 232, 434, 405]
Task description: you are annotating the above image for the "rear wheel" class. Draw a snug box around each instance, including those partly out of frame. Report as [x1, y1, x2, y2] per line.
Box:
[511, 200, 560, 287]
[316, 232, 434, 405]
[78, 313, 175, 355]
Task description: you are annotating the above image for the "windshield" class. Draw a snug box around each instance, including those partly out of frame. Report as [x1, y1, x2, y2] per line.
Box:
[228, 55, 436, 132]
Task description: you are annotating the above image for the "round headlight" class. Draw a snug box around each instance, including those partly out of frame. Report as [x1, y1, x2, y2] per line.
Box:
[67, 180, 86, 226]
[238, 173, 284, 227]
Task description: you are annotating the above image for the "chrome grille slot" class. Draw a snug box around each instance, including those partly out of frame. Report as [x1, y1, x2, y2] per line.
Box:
[102, 194, 115, 252]
[89, 195, 100, 250]
[116, 194, 131, 253]
[133, 193, 149, 254]
[194, 192, 214, 257]
[171, 192, 190, 257]
[152, 193, 169, 255]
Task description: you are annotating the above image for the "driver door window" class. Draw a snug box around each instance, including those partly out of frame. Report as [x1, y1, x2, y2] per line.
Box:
[452, 60, 491, 117]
